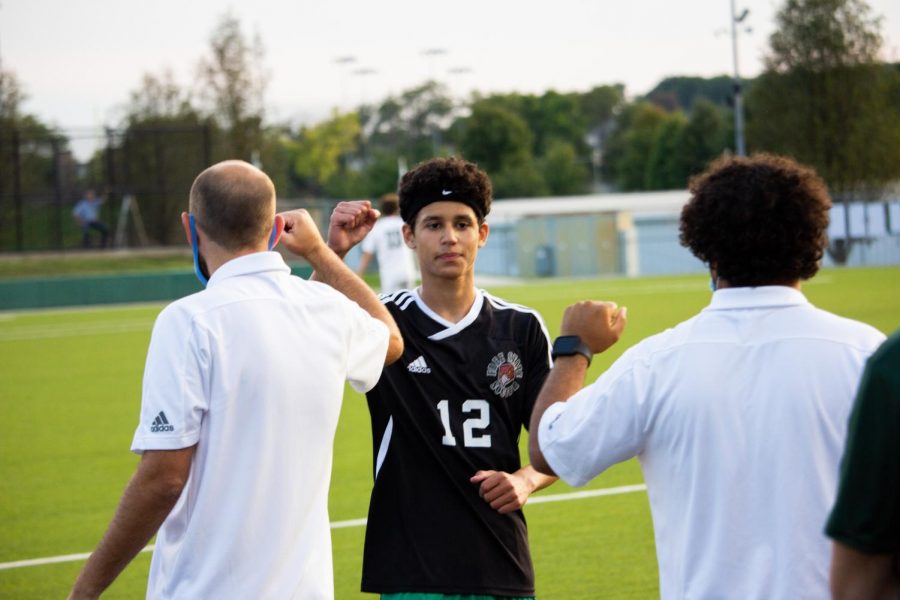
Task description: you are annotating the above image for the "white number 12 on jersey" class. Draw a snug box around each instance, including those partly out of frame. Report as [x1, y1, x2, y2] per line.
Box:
[437, 399, 492, 448]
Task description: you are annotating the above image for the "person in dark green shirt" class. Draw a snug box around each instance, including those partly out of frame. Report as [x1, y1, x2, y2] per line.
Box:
[826, 330, 900, 598]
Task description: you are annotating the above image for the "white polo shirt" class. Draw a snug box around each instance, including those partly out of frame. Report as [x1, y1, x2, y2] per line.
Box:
[539, 286, 885, 600]
[361, 215, 416, 293]
[131, 251, 389, 600]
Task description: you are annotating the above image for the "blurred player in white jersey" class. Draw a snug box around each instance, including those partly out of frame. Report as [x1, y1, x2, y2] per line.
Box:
[356, 193, 417, 293]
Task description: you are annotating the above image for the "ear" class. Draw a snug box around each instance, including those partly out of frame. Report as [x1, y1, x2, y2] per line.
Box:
[181, 212, 193, 246]
[477, 221, 489, 248]
[402, 222, 416, 249]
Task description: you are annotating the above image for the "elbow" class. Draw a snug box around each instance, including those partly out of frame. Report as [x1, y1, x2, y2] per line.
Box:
[829, 542, 896, 600]
[830, 575, 859, 600]
[531, 456, 557, 478]
[152, 473, 189, 505]
[829, 583, 847, 600]
[135, 448, 194, 508]
[528, 438, 557, 477]
[384, 332, 404, 365]
[139, 465, 188, 505]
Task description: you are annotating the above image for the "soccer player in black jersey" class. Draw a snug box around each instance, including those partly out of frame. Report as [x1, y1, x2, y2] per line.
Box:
[325, 157, 557, 599]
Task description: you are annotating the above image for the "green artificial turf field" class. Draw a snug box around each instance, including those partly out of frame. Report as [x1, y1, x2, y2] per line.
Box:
[1, 267, 898, 598]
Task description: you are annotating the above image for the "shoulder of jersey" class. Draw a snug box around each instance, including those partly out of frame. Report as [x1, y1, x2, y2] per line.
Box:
[483, 290, 552, 353]
[482, 291, 542, 322]
[378, 289, 417, 310]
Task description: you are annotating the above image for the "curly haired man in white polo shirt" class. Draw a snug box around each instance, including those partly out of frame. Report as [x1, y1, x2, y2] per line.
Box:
[529, 154, 886, 599]
[69, 160, 403, 600]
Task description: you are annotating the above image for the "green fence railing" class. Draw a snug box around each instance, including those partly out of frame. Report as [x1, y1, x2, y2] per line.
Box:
[0, 266, 314, 311]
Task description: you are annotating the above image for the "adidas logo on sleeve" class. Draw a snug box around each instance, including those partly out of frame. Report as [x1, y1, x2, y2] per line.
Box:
[150, 411, 175, 433]
[407, 356, 432, 374]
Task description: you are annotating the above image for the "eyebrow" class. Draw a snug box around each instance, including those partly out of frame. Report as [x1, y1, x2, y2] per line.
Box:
[422, 213, 475, 223]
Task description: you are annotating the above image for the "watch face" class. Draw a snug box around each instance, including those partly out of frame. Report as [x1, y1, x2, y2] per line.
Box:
[553, 335, 581, 355]
[552, 335, 591, 366]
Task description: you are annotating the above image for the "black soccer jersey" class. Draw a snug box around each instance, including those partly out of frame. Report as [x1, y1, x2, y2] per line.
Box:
[361, 288, 552, 596]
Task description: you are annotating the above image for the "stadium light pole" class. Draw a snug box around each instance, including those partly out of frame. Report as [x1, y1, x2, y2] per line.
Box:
[422, 48, 447, 83]
[334, 55, 357, 110]
[352, 67, 378, 108]
[448, 66, 472, 91]
[447, 66, 473, 106]
[730, 0, 749, 156]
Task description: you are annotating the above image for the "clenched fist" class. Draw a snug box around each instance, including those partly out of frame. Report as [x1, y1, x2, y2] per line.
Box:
[560, 301, 627, 354]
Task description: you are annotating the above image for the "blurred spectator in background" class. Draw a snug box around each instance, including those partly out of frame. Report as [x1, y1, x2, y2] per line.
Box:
[72, 189, 109, 249]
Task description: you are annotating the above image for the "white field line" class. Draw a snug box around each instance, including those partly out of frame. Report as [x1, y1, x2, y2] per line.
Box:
[527, 483, 647, 504]
[331, 517, 368, 529]
[0, 301, 166, 318]
[0, 320, 154, 342]
[0, 483, 646, 571]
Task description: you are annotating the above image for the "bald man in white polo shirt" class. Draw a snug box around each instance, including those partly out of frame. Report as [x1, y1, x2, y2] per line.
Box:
[529, 154, 885, 599]
[69, 160, 403, 600]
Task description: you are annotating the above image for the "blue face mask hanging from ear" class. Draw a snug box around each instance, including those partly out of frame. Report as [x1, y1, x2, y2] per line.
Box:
[709, 267, 719, 293]
[267, 223, 278, 250]
[190, 215, 279, 287]
[189, 214, 210, 287]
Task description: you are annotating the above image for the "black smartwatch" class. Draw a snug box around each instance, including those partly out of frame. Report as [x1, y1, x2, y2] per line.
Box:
[551, 335, 593, 366]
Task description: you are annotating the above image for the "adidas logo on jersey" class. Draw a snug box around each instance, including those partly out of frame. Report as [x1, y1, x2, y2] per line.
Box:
[407, 356, 432, 374]
[150, 411, 174, 433]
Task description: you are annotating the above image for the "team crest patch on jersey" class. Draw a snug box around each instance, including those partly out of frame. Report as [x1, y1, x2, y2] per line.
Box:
[487, 352, 523, 398]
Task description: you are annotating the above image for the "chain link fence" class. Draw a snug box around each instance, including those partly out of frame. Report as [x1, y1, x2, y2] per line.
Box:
[0, 125, 212, 252]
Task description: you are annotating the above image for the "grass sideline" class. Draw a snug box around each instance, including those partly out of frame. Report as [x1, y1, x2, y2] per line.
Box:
[0, 267, 898, 598]
[0, 250, 194, 279]
[0, 249, 327, 281]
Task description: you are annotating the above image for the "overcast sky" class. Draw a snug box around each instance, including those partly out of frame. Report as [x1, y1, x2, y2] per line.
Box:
[4, 0, 900, 155]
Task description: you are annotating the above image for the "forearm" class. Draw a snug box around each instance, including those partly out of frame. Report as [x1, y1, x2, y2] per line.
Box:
[515, 464, 557, 494]
[70, 471, 183, 598]
[528, 355, 589, 475]
[830, 542, 899, 599]
[308, 245, 403, 364]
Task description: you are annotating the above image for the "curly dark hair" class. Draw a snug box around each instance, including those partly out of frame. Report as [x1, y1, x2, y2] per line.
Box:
[378, 193, 399, 216]
[398, 156, 492, 226]
[679, 154, 831, 286]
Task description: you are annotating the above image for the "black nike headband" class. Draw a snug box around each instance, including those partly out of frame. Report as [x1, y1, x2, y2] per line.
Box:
[400, 187, 488, 225]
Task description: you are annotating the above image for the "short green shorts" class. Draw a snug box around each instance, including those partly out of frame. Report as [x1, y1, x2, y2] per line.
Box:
[381, 594, 536, 600]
